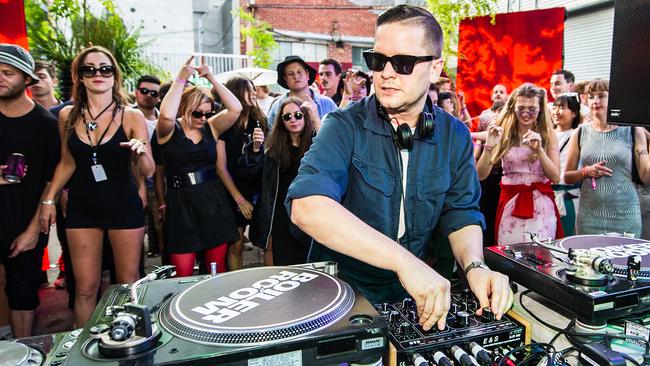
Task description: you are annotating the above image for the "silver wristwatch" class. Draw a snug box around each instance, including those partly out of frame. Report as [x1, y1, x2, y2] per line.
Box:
[464, 261, 490, 275]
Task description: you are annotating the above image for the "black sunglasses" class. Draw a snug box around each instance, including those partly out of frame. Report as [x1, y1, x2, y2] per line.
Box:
[138, 87, 160, 98]
[79, 65, 115, 78]
[363, 50, 435, 75]
[281, 111, 303, 122]
[191, 110, 217, 119]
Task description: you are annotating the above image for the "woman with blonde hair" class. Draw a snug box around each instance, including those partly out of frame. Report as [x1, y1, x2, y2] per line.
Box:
[156, 56, 242, 277]
[40, 46, 155, 326]
[476, 83, 563, 245]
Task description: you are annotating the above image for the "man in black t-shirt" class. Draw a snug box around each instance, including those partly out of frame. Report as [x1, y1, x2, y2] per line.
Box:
[0, 44, 60, 338]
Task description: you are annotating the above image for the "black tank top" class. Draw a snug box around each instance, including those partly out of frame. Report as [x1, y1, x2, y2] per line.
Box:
[65, 110, 144, 229]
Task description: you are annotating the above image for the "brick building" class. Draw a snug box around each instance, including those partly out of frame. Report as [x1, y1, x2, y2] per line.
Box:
[239, 0, 400, 71]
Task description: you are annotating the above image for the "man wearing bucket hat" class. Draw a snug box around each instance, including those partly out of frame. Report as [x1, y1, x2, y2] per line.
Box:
[0, 43, 60, 337]
[266, 55, 337, 129]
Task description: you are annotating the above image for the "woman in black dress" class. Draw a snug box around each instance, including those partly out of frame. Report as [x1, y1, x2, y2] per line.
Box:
[246, 97, 316, 265]
[218, 77, 268, 270]
[39, 46, 155, 326]
[156, 56, 241, 277]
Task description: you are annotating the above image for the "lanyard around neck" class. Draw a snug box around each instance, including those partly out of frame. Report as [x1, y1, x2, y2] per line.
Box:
[86, 118, 114, 165]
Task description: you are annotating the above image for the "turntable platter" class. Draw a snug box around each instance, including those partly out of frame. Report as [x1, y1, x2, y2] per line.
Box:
[557, 235, 650, 269]
[159, 266, 355, 346]
[0, 342, 43, 366]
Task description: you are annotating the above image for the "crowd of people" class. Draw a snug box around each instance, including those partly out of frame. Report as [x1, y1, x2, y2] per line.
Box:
[0, 3, 644, 340]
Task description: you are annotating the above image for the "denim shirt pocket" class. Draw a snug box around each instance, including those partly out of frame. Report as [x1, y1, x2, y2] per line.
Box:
[348, 156, 396, 232]
[414, 170, 451, 233]
[351, 157, 395, 196]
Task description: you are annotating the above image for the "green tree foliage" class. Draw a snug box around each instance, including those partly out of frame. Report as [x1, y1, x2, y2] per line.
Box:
[24, 0, 167, 92]
[426, 0, 498, 67]
[236, 8, 278, 68]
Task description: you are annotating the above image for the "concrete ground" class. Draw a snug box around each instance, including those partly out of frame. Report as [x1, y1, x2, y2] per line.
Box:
[32, 226, 264, 336]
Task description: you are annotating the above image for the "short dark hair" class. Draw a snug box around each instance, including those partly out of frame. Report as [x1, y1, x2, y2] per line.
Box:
[552, 69, 575, 84]
[34, 61, 57, 79]
[376, 5, 443, 58]
[320, 58, 342, 75]
[137, 75, 161, 88]
[553, 95, 582, 129]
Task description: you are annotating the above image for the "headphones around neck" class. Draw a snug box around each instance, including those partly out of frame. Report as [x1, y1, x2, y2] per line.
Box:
[376, 97, 435, 151]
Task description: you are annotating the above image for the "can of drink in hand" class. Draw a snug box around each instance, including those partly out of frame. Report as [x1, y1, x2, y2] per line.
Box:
[210, 262, 218, 276]
[3, 153, 26, 183]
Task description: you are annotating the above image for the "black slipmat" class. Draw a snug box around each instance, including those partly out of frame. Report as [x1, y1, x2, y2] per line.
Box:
[63, 266, 387, 365]
[486, 235, 650, 325]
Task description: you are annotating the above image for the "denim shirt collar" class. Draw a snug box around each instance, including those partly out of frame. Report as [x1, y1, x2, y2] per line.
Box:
[362, 95, 439, 145]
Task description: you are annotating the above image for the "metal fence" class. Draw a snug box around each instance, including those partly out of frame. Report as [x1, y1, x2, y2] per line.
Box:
[144, 51, 254, 77]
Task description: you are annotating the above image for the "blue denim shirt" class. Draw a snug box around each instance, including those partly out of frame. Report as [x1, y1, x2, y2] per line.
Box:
[285, 95, 484, 303]
[267, 89, 337, 129]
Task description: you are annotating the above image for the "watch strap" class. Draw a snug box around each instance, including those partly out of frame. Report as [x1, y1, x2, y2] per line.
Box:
[464, 261, 489, 275]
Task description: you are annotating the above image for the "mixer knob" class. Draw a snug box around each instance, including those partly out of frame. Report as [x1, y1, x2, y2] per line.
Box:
[389, 311, 401, 323]
[467, 298, 478, 312]
[450, 303, 459, 314]
[455, 310, 470, 327]
[408, 309, 418, 323]
[481, 307, 496, 322]
[398, 322, 410, 335]
[380, 303, 390, 312]
[402, 298, 414, 310]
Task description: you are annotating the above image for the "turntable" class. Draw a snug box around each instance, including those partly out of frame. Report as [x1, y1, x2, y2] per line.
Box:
[485, 234, 650, 326]
[61, 265, 387, 365]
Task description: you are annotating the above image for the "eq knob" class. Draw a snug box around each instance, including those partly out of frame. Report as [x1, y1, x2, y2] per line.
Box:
[455, 310, 470, 327]
[380, 303, 390, 312]
[389, 310, 401, 324]
[408, 309, 418, 323]
[402, 298, 414, 310]
[397, 322, 410, 336]
[450, 303, 460, 314]
[481, 307, 496, 322]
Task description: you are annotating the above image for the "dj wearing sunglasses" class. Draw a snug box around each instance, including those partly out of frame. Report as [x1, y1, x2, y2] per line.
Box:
[287, 5, 512, 332]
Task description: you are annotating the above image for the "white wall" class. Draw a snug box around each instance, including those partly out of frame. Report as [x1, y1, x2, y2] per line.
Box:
[112, 0, 194, 54]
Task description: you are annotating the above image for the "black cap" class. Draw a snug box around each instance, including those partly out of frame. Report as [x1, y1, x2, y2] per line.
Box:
[276, 55, 316, 90]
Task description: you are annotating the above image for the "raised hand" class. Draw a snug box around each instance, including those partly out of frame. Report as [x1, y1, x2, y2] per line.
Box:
[179, 56, 196, 81]
[195, 55, 212, 79]
[301, 93, 319, 121]
[120, 139, 148, 155]
[486, 124, 503, 147]
[522, 130, 542, 152]
[252, 127, 265, 153]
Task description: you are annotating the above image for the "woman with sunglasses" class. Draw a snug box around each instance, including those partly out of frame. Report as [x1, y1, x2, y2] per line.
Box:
[156, 56, 242, 277]
[564, 79, 650, 237]
[39, 46, 155, 326]
[476, 83, 563, 245]
[550, 94, 582, 236]
[243, 97, 315, 265]
[216, 77, 268, 270]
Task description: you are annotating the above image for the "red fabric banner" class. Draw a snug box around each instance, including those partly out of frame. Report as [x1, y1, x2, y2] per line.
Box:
[456, 8, 565, 122]
[0, 0, 28, 48]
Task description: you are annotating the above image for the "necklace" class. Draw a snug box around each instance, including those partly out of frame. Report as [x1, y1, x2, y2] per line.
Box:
[84, 100, 115, 131]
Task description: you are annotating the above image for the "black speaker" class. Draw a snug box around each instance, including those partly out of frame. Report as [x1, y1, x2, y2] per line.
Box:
[607, 0, 650, 126]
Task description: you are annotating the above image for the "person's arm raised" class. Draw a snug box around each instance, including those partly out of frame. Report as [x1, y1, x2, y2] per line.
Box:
[158, 56, 195, 142]
[195, 56, 242, 135]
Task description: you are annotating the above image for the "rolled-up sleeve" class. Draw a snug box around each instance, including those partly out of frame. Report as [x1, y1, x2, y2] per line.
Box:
[285, 112, 354, 214]
[438, 123, 485, 238]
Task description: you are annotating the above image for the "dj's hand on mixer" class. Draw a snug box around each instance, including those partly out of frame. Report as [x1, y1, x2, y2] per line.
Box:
[376, 290, 527, 366]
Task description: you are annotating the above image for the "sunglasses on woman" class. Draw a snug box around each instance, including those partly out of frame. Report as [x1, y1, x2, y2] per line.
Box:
[281, 111, 303, 121]
[79, 65, 115, 78]
[191, 110, 217, 119]
[138, 87, 159, 98]
[363, 50, 435, 75]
